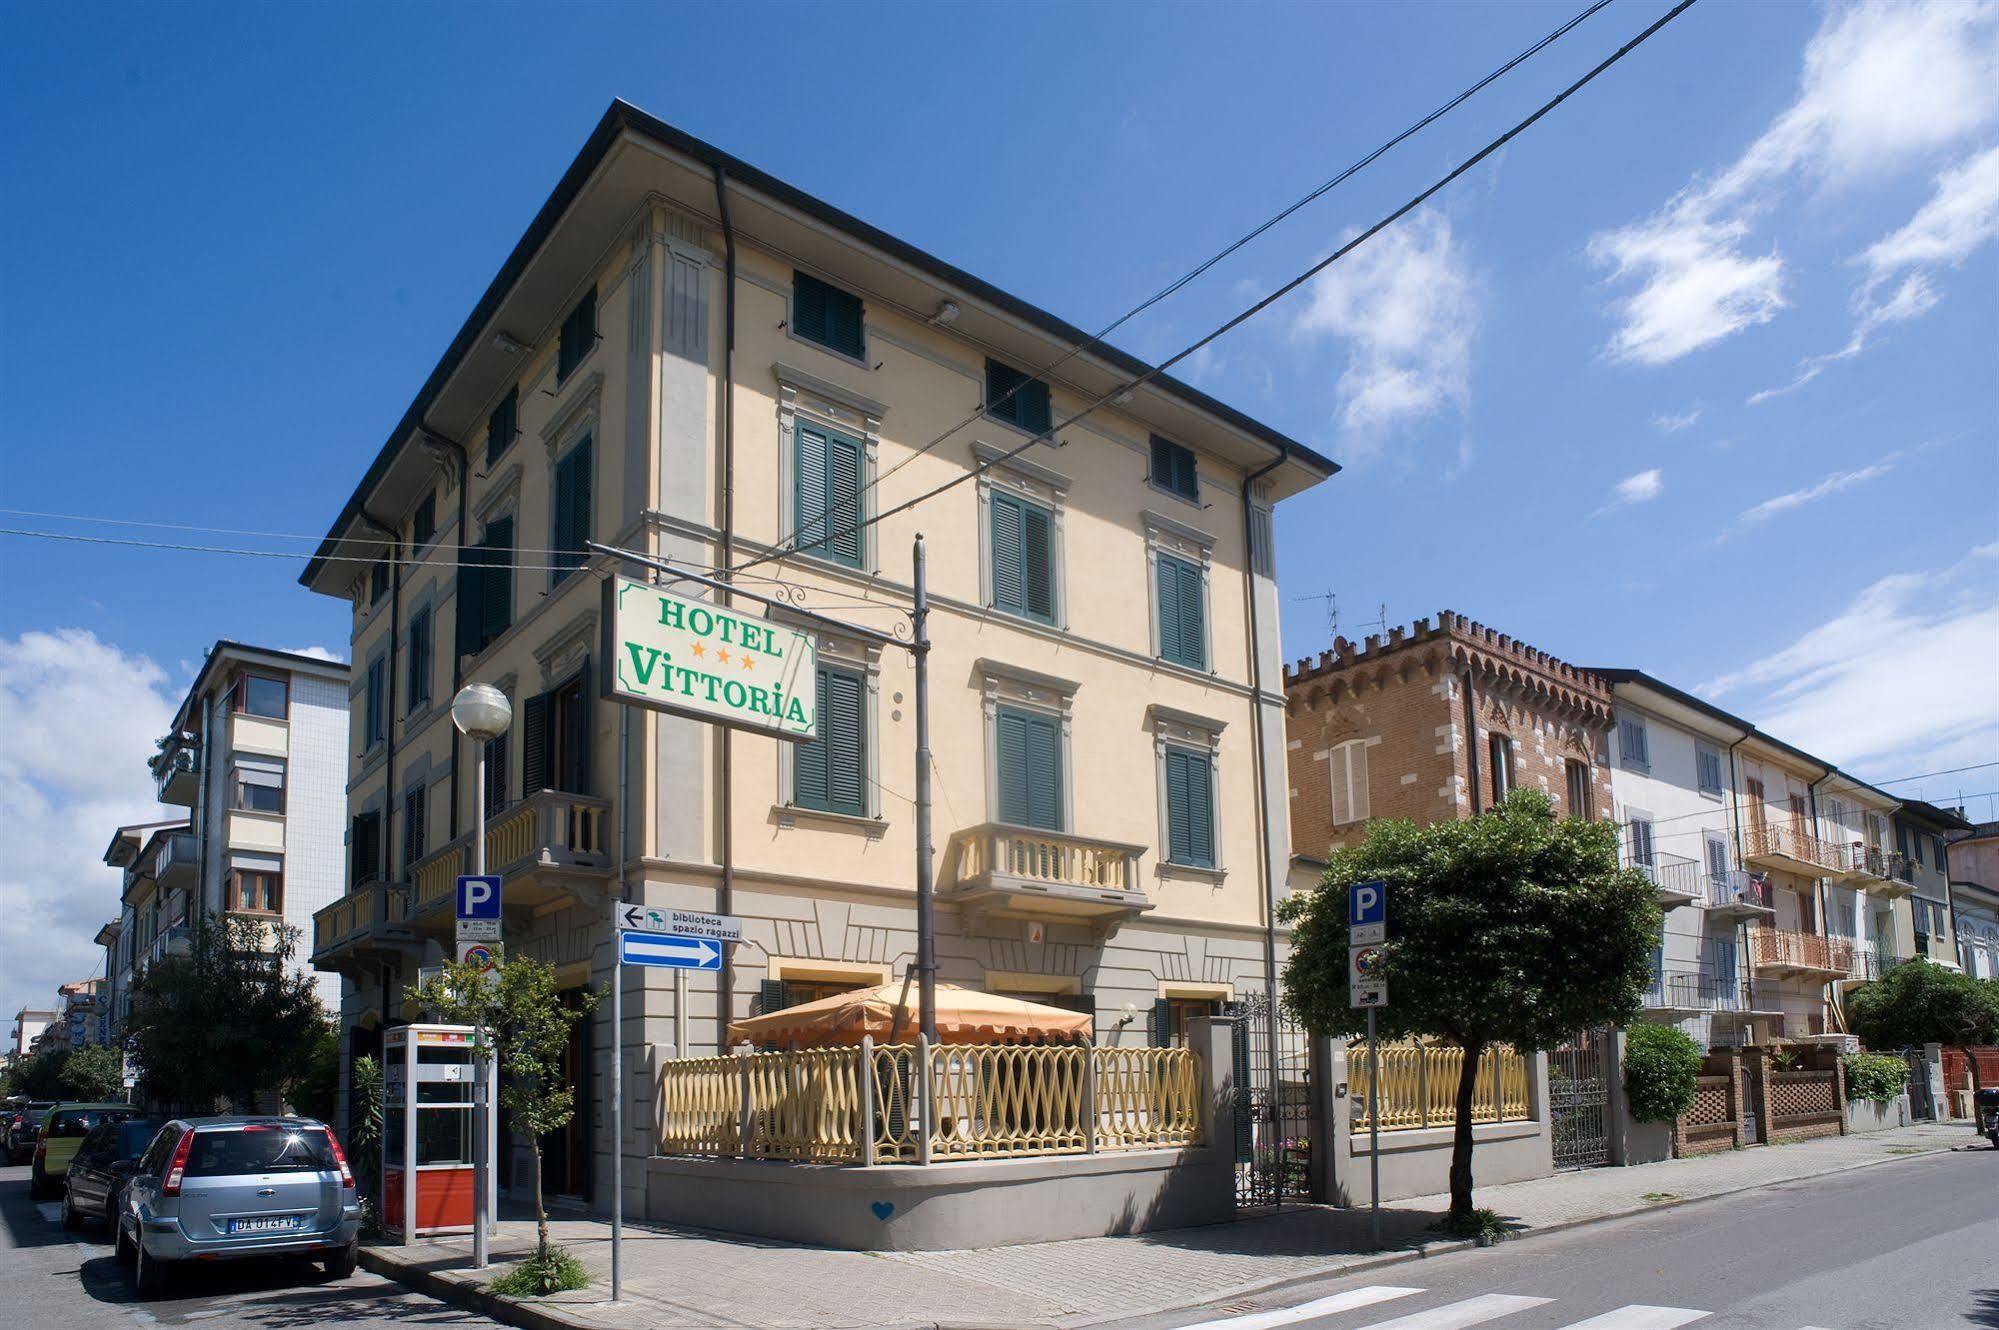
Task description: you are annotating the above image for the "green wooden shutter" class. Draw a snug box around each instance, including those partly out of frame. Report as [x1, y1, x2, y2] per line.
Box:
[792, 273, 828, 347]
[521, 691, 550, 795]
[1021, 503, 1053, 621]
[1020, 378, 1051, 435]
[823, 669, 865, 816]
[759, 980, 790, 1015]
[989, 492, 1023, 615]
[825, 432, 862, 566]
[562, 664, 593, 796]
[996, 709, 1030, 827]
[1025, 712, 1061, 831]
[454, 557, 484, 662]
[1156, 558, 1183, 665]
[1165, 748, 1214, 868]
[796, 422, 828, 553]
[793, 671, 831, 811]
[482, 517, 514, 644]
[552, 438, 591, 582]
[1148, 998, 1172, 1048]
[1158, 555, 1204, 668]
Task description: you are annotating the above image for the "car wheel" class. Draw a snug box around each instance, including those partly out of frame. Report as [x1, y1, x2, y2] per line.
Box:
[60, 1189, 80, 1231]
[115, 1218, 135, 1265]
[323, 1242, 358, 1280]
[132, 1239, 171, 1297]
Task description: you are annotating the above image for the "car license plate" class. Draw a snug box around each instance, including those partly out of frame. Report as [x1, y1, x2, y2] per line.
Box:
[227, 1215, 303, 1234]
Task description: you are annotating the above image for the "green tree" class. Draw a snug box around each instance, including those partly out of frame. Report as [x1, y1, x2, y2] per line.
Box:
[1622, 1023, 1702, 1123]
[346, 1055, 385, 1202]
[59, 1044, 126, 1101]
[124, 915, 331, 1114]
[1847, 960, 1999, 1103]
[11, 1047, 71, 1100]
[409, 954, 599, 1271]
[289, 1027, 342, 1124]
[1280, 789, 1659, 1227]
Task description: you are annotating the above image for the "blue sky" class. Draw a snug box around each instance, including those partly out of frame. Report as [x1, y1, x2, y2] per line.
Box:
[3, 1, 1995, 1016]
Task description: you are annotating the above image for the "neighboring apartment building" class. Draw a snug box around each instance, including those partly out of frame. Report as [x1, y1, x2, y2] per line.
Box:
[1895, 799, 1970, 970]
[58, 980, 107, 1050]
[1949, 820, 1999, 979]
[100, 818, 192, 1037]
[1283, 613, 1615, 857]
[11, 1007, 55, 1061]
[300, 101, 1335, 1214]
[142, 642, 351, 1010]
[1597, 669, 1936, 1047]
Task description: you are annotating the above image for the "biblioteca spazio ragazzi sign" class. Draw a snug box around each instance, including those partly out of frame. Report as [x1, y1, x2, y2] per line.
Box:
[601, 574, 818, 741]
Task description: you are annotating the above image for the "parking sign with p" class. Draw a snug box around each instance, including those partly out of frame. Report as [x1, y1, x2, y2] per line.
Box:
[457, 874, 501, 922]
[1348, 878, 1386, 945]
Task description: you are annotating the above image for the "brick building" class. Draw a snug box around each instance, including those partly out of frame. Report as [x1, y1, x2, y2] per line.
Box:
[1282, 612, 1614, 857]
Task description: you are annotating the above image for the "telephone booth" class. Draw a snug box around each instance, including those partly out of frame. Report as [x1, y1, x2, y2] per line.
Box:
[383, 1023, 497, 1242]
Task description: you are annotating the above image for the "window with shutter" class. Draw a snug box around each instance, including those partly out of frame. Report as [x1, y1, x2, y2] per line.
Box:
[551, 437, 592, 583]
[1149, 436, 1198, 501]
[987, 491, 1055, 623]
[368, 559, 389, 605]
[486, 387, 519, 466]
[1618, 715, 1649, 769]
[402, 785, 427, 872]
[1488, 735, 1514, 803]
[406, 608, 432, 712]
[995, 706, 1062, 831]
[481, 516, 514, 645]
[1628, 816, 1656, 866]
[350, 811, 381, 886]
[364, 658, 385, 747]
[411, 494, 435, 549]
[1704, 832, 1731, 882]
[793, 665, 866, 817]
[1156, 554, 1205, 669]
[521, 691, 551, 795]
[557, 287, 596, 381]
[1564, 759, 1592, 818]
[1696, 743, 1724, 795]
[1164, 746, 1215, 868]
[790, 272, 865, 358]
[1329, 739, 1370, 827]
[483, 732, 508, 816]
[795, 422, 864, 568]
[984, 358, 1052, 435]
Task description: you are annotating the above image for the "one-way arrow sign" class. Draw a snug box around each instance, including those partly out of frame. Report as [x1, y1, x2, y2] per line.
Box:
[618, 929, 724, 971]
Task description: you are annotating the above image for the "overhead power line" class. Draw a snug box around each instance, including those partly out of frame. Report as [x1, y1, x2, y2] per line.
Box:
[1870, 760, 1999, 787]
[711, 0, 1701, 590]
[755, 0, 1621, 565]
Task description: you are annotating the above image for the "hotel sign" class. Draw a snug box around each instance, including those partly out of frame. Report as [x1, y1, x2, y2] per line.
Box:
[601, 575, 817, 741]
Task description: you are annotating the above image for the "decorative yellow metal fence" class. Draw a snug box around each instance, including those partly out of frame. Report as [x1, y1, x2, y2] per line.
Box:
[1348, 1041, 1529, 1133]
[656, 1039, 1203, 1164]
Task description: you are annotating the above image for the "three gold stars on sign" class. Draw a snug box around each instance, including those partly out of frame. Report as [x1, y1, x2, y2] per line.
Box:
[688, 641, 755, 671]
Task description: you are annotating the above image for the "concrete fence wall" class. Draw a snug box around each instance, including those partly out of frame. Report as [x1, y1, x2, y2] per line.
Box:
[1308, 1037, 1553, 1206]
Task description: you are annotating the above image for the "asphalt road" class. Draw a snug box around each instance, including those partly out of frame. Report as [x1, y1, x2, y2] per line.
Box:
[0, 1163, 499, 1329]
[1107, 1146, 1999, 1330]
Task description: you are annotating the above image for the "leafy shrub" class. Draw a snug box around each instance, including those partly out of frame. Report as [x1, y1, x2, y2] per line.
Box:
[1842, 1051, 1907, 1104]
[489, 1246, 589, 1297]
[1623, 1023, 1703, 1123]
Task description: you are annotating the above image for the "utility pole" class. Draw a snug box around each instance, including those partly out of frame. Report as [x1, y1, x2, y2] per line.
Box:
[912, 535, 937, 1042]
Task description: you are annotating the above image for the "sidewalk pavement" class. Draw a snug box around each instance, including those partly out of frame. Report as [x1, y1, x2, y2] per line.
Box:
[358, 1120, 1976, 1330]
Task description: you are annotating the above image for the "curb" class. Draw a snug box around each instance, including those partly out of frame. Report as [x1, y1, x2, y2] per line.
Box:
[361, 1136, 1966, 1330]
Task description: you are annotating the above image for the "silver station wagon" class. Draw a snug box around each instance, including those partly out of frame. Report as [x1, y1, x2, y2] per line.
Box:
[117, 1116, 361, 1296]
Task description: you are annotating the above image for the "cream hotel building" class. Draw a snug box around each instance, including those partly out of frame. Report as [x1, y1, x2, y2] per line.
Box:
[303, 100, 1335, 1210]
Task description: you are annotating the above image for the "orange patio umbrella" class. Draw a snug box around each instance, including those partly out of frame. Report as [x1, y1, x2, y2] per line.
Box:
[726, 981, 1094, 1049]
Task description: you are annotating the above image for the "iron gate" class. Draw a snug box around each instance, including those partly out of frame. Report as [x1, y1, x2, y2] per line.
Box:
[1548, 1028, 1610, 1169]
[1904, 1048, 1936, 1121]
[1228, 991, 1312, 1207]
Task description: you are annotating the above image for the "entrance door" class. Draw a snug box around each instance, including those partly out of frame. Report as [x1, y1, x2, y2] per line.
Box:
[1226, 992, 1311, 1208]
[537, 988, 594, 1201]
[1549, 1029, 1610, 1168]
[1905, 1049, 1936, 1121]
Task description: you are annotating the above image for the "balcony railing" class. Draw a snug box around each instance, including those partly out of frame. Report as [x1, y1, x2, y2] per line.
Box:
[1642, 963, 1744, 1013]
[942, 823, 1152, 928]
[154, 830, 198, 891]
[147, 924, 191, 966]
[1749, 927, 1854, 977]
[150, 737, 200, 806]
[408, 789, 614, 920]
[1827, 842, 1912, 895]
[311, 881, 415, 971]
[1741, 822, 1837, 875]
[1633, 852, 1701, 906]
[1704, 868, 1775, 917]
[1844, 938, 1912, 982]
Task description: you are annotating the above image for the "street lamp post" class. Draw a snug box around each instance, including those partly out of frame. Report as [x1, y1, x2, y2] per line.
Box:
[451, 682, 512, 1271]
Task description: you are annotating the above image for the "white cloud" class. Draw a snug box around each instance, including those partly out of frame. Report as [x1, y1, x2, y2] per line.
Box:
[1746, 272, 1941, 404]
[1736, 461, 1895, 526]
[0, 631, 176, 1027]
[281, 645, 347, 664]
[1292, 209, 1478, 438]
[1860, 142, 1999, 287]
[1591, 1, 1999, 367]
[1653, 407, 1702, 433]
[1595, 468, 1664, 516]
[1697, 545, 1999, 774]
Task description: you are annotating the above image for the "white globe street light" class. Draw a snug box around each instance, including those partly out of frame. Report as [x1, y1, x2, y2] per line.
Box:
[451, 682, 513, 743]
[450, 681, 510, 1271]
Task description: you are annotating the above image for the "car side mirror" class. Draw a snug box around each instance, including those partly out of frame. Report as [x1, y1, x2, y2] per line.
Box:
[110, 1159, 140, 1175]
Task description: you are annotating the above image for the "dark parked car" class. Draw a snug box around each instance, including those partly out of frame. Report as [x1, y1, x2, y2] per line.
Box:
[6, 1101, 56, 1165]
[61, 1118, 165, 1230]
[119, 1117, 360, 1296]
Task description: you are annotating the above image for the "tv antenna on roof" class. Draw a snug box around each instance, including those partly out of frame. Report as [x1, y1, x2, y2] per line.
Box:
[1293, 591, 1338, 638]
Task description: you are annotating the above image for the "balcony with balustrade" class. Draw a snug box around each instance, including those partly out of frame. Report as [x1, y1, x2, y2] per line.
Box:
[1827, 841, 1913, 898]
[1840, 937, 1912, 984]
[942, 823, 1153, 935]
[405, 789, 614, 932]
[1741, 822, 1837, 878]
[1641, 961, 1746, 1016]
[311, 881, 419, 975]
[154, 829, 198, 892]
[149, 733, 200, 806]
[1703, 868, 1777, 922]
[1748, 926, 1854, 980]
[1633, 852, 1701, 910]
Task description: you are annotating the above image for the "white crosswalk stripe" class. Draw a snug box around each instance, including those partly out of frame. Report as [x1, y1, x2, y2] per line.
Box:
[1357, 1294, 1556, 1330]
[1172, 1285, 1425, 1330]
[1551, 1308, 1710, 1329]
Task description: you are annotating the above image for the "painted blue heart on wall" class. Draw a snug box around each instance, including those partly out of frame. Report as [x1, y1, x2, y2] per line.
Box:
[870, 1200, 895, 1221]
